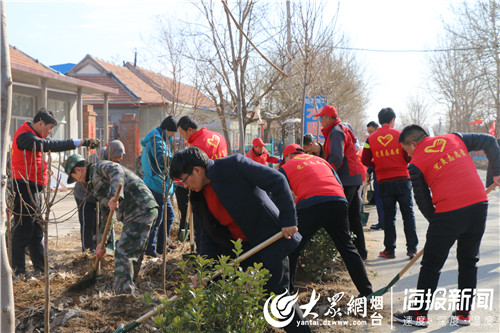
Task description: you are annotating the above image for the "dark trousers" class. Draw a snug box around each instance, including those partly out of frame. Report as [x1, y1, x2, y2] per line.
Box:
[11, 180, 45, 275]
[343, 185, 367, 259]
[75, 198, 97, 251]
[289, 201, 373, 296]
[175, 186, 189, 230]
[146, 190, 175, 254]
[379, 179, 418, 253]
[417, 202, 487, 314]
[373, 174, 384, 226]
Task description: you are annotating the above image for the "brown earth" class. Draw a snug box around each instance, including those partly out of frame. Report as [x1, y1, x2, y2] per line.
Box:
[13, 221, 388, 333]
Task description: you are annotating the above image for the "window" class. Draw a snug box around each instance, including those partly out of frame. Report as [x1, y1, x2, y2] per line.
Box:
[10, 94, 35, 137]
[48, 99, 69, 140]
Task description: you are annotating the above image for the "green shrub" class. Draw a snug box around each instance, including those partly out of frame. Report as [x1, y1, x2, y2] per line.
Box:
[146, 240, 270, 332]
[298, 228, 340, 280]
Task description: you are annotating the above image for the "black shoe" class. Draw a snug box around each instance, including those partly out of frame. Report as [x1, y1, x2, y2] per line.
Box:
[393, 310, 428, 327]
[370, 224, 383, 230]
[451, 310, 470, 326]
[379, 250, 395, 259]
[145, 251, 161, 258]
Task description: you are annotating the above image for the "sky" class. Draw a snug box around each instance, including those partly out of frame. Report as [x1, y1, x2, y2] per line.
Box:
[4, 0, 455, 123]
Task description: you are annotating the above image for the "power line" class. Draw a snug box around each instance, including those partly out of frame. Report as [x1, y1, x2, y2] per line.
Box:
[334, 46, 483, 53]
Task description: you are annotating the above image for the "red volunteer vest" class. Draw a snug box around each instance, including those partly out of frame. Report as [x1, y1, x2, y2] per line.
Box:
[245, 147, 280, 165]
[203, 185, 247, 241]
[188, 127, 228, 160]
[411, 134, 487, 213]
[281, 153, 345, 204]
[11, 121, 49, 186]
[321, 119, 363, 176]
[368, 124, 409, 181]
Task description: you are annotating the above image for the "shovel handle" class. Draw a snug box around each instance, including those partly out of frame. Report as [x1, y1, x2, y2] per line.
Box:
[93, 184, 122, 270]
[486, 183, 497, 194]
[399, 248, 424, 277]
[116, 231, 286, 332]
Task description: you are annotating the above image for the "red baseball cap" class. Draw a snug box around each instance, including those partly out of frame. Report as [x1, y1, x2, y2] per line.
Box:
[313, 104, 338, 118]
[252, 137, 266, 147]
[283, 144, 305, 159]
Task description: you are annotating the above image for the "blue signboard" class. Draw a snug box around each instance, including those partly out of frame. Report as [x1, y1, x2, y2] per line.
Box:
[304, 96, 327, 143]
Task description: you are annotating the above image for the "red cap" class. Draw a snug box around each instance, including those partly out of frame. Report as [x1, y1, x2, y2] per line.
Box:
[252, 137, 266, 147]
[313, 104, 338, 118]
[283, 144, 305, 158]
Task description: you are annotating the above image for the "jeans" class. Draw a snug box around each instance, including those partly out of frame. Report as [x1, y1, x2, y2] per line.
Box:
[289, 201, 373, 296]
[343, 185, 367, 259]
[373, 173, 384, 226]
[146, 190, 175, 254]
[416, 202, 487, 314]
[75, 198, 98, 251]
[379, 179, 418, 253]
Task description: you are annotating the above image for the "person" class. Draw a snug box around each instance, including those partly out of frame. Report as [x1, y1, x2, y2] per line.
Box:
[65, 154, 158, 294]
[245, 137, 281, 165]
[486, 137, 500, 187]
[73, 140, 125, 252]
[393, 125, 500, 327]
[169, 147, 311, 333]
[313, 104, 367, 260]
[279, 144, 373, 297]
[177, 115, 228, 250]
[302, 133, 324, 158]
[141, 115, 177, 257]
[177, 115, 227, 160]
[361, 108, 418, 259]
[10, 109, 99, 276]
[365, 121, 385, 230]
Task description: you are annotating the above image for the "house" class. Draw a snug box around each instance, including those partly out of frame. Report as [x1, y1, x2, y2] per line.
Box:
[9, 46, 117, 145]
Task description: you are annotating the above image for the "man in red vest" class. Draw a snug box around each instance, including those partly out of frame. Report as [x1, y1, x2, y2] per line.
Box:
[177, 115, 228, 250]
[313, 104, 367, 260]
[10, 109, 99, 276]
[245, 137, 281, 165]
[393, 125, 500, 327]
[279, 144, 373, 297]
[177, 115, 228, 160]
[361, 108, 418, 259]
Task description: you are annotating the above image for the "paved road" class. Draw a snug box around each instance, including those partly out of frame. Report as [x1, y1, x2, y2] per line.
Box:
[47, 191, 81, 239]
[364, 169, 500, 332]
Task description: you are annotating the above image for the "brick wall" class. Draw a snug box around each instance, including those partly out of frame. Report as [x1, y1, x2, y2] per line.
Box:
[119, 113, 140, 170]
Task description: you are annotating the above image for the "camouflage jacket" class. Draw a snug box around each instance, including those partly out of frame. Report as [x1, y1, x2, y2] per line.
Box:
[88, 160, 158, 221]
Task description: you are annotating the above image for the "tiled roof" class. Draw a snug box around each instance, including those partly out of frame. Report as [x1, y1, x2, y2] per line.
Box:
[10, 46, 58, 73]
[94, 58, 166, 104]
[74, 75, 137, 102]
[124, 63, 215, 109]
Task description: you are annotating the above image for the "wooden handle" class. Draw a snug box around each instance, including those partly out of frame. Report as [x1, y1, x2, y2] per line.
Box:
[93, 184, 122, 269]
[486, 183, 497, 194]
[399, 249, 424, 277]
[131, 231, 285, 327]
[187, 190, 194, 247]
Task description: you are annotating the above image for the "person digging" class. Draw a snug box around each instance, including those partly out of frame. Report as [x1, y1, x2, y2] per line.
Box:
[65, 154, 158, 295]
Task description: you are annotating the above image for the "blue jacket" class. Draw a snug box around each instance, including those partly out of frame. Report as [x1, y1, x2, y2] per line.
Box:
[140, 127, 174, 196]
[191, 154, 302, 268]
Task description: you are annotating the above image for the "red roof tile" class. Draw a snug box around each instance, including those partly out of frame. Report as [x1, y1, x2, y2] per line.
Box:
[125, 63, 215, 109]
[10, 46, 57, 73]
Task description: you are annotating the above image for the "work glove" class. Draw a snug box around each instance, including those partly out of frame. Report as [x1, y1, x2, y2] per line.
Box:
[82, 138, 100, 149]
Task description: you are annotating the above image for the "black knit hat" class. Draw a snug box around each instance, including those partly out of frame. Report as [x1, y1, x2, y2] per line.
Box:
[160, 115, 177, 131]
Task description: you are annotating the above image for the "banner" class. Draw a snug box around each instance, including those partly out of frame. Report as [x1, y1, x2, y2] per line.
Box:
[304, 96, 327, 143]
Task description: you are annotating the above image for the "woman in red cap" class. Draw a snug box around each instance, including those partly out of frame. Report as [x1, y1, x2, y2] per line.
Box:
[245, 137, 281, 166]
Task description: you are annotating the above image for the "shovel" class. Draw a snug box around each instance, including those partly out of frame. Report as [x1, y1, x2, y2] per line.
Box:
[114, 231, 284, 333]
[367, 183, 498, 298]
[66, 184, 122, 292]
[181, 190, 195, 260]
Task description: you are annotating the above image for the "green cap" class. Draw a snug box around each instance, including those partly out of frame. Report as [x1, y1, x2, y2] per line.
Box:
[64, 154, 85, 183]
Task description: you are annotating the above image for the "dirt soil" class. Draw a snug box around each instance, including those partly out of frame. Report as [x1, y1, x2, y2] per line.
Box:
[14, 222, 387, 333]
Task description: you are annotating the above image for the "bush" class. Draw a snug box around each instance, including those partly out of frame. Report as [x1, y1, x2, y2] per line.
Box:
[146, 240, 270, 332]
[298, 228, 341, 280]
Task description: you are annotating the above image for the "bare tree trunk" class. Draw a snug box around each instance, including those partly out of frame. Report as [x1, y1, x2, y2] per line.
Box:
[0, 1, 15, 331]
